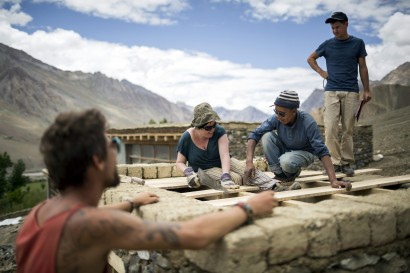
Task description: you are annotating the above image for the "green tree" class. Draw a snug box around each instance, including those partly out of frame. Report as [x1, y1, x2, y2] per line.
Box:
[148, 119, 156, 124]
[0, 152, 29, 198]
[159, 118, 168, 124]
[0, 152, 13, 197]
[9, 159, 30, 190]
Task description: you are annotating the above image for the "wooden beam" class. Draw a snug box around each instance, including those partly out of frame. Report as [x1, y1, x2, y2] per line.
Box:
[296, 173, 345, 182]
[281, 200, 311, 208]
[181, 186, 260, 199]
[263, 170, 323, 178]
[145, 177, 187, 189]
[204, 174, 410, 207]
[295, 168, 381, 183]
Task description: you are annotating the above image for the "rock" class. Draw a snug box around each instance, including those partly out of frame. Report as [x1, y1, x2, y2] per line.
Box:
[373, 154, 384, 161]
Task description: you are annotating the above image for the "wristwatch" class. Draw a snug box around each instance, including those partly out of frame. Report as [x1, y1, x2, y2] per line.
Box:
[235, 202, 254, 224]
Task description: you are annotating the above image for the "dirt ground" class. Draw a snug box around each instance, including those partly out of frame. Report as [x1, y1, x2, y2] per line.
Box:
[1, 106, 409, 272]
[362, 105, 410, 176]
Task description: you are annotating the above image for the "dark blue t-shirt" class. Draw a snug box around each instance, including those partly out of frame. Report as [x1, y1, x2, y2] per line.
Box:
[316, 35, 367, 92]
[176, 125, 226, 172]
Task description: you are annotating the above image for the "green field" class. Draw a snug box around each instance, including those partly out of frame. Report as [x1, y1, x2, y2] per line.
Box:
[0, 180, 48, 215]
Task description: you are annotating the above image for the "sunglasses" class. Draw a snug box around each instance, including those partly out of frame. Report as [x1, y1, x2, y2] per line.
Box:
[274, 109, 287, 117]
[111, 137, 121, 153]
[199, 123, 217, 131]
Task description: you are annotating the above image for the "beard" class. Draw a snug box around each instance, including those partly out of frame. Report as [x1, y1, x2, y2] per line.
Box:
[105, 169, 121, 188]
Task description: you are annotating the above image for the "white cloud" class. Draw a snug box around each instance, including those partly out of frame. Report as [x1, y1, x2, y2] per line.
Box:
[32, 0, 190, 25]
[0, 1, 31, 26]
[1, 21, 321, 111]
[219, 0, 410, 36]
[366, 12, 410, 79]
[0, 1, 409, 114]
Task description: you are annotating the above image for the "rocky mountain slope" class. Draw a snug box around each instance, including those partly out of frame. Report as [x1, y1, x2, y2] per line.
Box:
[300, 62, 410, 116]
[215, 106, 269, 122]
[0, 43, 193, 127]
[0, 43, 269, 169]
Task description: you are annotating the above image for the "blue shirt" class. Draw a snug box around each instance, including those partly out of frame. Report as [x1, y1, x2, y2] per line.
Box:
[316, 35, 367, 91]
[177, 125, 226, 172]
[248, 111, 330, 159]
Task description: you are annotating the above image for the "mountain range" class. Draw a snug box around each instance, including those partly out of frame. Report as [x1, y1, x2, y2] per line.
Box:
[0, 43, 269, 169]
[1, 43, 409, 170]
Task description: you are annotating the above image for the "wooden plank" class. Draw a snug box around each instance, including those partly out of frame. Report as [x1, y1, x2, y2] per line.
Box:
[354, 168, 382, 175]
[296, 173, 345, 182]
[181, 186, 260, 199]
[204, 196, 251, 207]
[275, 175, 410, 201]
[295, 168, 382, 183]
[281, 200, 312, 207]
[204, 174, 410, 207]
[264, 170, 322, 178]
[239, 192, 257, 197]
[145, 177, 187, 189]
[182, 189, 224, 198]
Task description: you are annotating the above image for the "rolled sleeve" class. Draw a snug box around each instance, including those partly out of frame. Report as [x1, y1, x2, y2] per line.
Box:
[248, 116, 277, 143]
[306, 122, 330, 159]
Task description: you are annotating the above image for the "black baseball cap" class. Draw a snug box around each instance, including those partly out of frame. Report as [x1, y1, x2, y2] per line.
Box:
[325, 12, 348, 23]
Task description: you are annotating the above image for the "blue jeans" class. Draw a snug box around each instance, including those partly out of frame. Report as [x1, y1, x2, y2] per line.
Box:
[261, 132, 315, 179]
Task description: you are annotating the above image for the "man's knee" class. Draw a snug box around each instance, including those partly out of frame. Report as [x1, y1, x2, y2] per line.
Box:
[279, 154, 301, 175]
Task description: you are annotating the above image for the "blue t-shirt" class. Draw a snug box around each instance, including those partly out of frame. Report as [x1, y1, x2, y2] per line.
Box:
[177, 125, 226, 172]
[248, 111, 330, 159]
[316, 35, 367, 91]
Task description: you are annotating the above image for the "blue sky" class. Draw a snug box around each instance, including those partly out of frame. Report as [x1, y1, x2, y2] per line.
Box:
[1, 0, 409, 113]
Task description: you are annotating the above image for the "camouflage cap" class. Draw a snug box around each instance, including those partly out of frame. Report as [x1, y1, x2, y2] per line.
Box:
[191, 102, 220, 127]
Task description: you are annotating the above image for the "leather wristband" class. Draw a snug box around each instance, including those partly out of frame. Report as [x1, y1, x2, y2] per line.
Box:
[235, 202, 254, 224]
[124, 198, 137, 212]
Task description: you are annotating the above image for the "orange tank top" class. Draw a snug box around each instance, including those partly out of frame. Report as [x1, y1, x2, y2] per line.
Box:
[15, 201, 86, 273]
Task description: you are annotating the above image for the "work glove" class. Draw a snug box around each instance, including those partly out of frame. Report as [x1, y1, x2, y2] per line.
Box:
[220, 172, 239, 189]
[184, 167, 201, 188]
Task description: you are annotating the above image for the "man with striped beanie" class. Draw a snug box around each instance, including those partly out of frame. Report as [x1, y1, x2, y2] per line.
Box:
[244, 90, 352, 191]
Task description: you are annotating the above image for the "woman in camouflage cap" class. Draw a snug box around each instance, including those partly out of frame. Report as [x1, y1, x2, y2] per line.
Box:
[176, 103, 282, 191]
[176, 102, 240, 189]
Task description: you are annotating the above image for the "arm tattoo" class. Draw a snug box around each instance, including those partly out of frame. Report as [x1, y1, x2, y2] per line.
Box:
[144, 221, 181, 247]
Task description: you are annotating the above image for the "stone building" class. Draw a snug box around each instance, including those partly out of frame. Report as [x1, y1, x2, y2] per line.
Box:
[108, 122, 373, 170]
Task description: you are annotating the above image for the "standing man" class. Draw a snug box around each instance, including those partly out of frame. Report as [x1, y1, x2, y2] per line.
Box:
[307, 11, 371, 176]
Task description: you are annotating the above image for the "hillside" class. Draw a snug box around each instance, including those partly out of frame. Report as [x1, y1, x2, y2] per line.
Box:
[0, 43, 270, 169]
[301, 61, 410, 116]
[362, 105, 410, 176]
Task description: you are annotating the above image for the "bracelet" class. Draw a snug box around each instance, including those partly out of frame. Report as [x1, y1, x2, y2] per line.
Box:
[124, 198, 137, 212]
[235, 202, 254, 224]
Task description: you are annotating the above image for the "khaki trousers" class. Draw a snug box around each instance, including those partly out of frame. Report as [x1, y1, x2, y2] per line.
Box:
[324, 91, 359, 165]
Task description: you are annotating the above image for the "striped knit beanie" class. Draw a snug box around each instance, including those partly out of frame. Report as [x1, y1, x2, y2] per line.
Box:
[274, 90, 300, 109]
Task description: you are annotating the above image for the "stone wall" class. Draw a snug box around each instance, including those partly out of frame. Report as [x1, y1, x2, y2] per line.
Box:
[102, 182, 410, 273]
[306, 124, 373, 170]
[109, 121, 373, 171]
